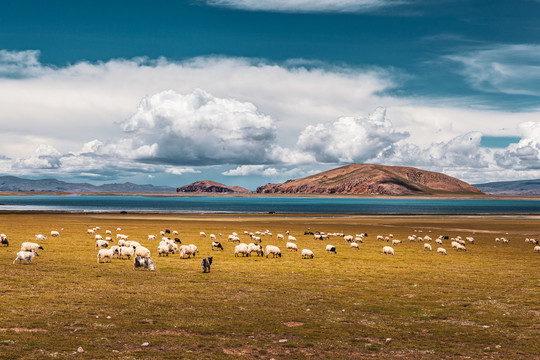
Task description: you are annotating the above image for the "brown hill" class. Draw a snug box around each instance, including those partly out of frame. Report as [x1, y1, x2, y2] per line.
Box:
[177, 180, 251, 194]
[256, 164, 483, 195]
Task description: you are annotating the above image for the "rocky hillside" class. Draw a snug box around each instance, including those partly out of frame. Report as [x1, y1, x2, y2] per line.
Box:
[177, 180, 251, 194]
[256, 164, 483, 195]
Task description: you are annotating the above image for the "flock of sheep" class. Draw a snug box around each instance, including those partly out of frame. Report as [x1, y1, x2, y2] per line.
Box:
[3, 225, 539, 271]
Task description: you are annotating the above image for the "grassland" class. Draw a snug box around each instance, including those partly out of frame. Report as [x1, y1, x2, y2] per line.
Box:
[0, 213, 539, 359]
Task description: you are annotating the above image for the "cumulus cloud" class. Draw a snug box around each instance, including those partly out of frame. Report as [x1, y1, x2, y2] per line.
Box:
[222, 165, 279, 176]
[448, 44, 540, 96]
[12, 144, 62, 169]
[0, 49, 42, 78]
[118, 89, 277, 165]
[203, 0, 408, 13]
[165, 167, 202, 175]
[495, 121, 540, 169]
[296, 107, 408, 163]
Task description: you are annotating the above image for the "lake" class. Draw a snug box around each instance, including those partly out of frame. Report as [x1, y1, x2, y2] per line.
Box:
[1, 194, 540, 214]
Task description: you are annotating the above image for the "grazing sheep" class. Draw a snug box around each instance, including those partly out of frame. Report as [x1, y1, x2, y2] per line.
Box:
[148, 235, 157, 240]
[253, 236, 262, 243]
[50, 231, 60, 237]
[201, 257, 213, 273]
[118, 246, 135, 260]
[301, 249, 314, 259]
[248, 243, 264, 256]
[97, 248, 119, 263]
[534, 246, 540, 253]
[1, 234, 9, 247]
[116, 227, 122, 231]
[287, 235, 297, 242]
[105, 230, 112, 235]
[173, 230, 179, 235]
[424, 243, 432, 251]
[325, 245, 337, 254]
[13, 250, 37, 264]
[174, 238, 182, 243]
[212, 241, 224, 251]
[435, 238, 443, 245]
[391, 239, 402, 246]
[35, 234, 47, 241]
[158, 244, 170, 256]
[286, 242, 298, 251]
[95, 239, 109, 249]
[377, 235, 384, 241]
[455, 244, 467, 251]
[382, 246, 394, 255]
[200, 232, 206, 237]
[134, 256, 156, 271]
[343, 235, 354, 242]
[94, 234, 103, 241]
[135, 245, 151, 258]
[437, 247, 447, 255]
[451, 241, 460, 249]
[127, 241, 141, 248]
[265, 245, 281, 258]
[350, 242, 359, 250]
[466, 237, 475, 244]
[210, 234, 217, 241]
[87, 229, 95, 234]
[20, 242, 44, 255]
[105, 236, 113, 242]
[235, 243, 250, 257]
[424, 235, 432, 242]
[109, 245, 120, 258]
[117, 239, 127, 247]
[179, 245, 197, 259]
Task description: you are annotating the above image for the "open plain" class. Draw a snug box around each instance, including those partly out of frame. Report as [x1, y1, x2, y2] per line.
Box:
[0, 212, 539, 359]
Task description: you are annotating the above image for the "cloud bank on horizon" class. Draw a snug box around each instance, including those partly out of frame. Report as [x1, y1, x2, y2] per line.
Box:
[1, 48, 540, 188]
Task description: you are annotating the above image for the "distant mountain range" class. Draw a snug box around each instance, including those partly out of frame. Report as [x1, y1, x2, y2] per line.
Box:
[474, 179, 540, 195]
[257, 164, 483, 195]
[0, 176, 176, 193]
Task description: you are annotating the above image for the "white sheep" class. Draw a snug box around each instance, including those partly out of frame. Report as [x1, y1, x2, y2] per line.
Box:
[301, 249, 314, 259]
[451, 241, 460, 249]
[265, 245, 281, 258]
[87, 229, 95, 234]
[455, 244, 467, 251]
[286, 242, 298, 251]
[94, 234, 103, 241]
[235, 243, 250, 257]
[158, 244, 170, 256]
[466, 237, 475, 244]
[13, 250, 37, 264]
[116, 227, 122, 231]
[424, 243, 432, 251]
[95, 239, 109, 249]
[534, 246, 540, 253]
[277, 234, 285, 241]
[435, 238, 443, 245]
[377, 235, 384, 241]
[350, 242, 360, 250]
[437, 247, 447, 255]
[287, 235, 297, 242]
[325, 244, 337, 254]
[118, 246, 134, 260]
[35, 234, 47, 241]
[105, 230, 112, 235]
[210, 234, 216, 240]
[179, 245, 197, 258]
[97, 248, 118, 263]
[50, 231, 60, 237]
[148, 235, 157, 240]
[343, 235, 354, 242]
[382, 246, 394, 255]
[173, 230, 179, 235]
[0, 233, 8, 247]
[20, 242, 44, 255]
[200, 232, 207, 237]
[391, 239, 402, 246]
[135, 245, 151, 258]
[424, 235, 432, 242]
[248, 243, 264, 256]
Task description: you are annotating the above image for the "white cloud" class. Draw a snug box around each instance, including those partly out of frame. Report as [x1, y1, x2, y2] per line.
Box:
[297, 107, 408, 163]
[203, 0, 407, 13]
[495, 121, 540, 169]
[118, 89, 278, 165]
[222, 165, 278, 176]
[165, 167, 202, 175]
[12, 144, 62, 169]
[448, 44, 540, 96]
[0, 49, 42, 77]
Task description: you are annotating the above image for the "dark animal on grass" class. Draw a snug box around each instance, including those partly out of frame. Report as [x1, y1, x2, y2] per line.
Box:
[174, 237, 182, 244]
[165, 229, 171, 234]
[0, 234, 8, 247]
[201, 257, 213, 273]
[211, 241, 223, 250]
[134, 256, 156, 271]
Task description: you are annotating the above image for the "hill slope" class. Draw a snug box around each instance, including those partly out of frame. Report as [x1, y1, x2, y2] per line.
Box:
[177, 180, 251, 193]
[475, 179, 540, 195]
[256, 164, 483, 195]
[0, 176, 176, 193]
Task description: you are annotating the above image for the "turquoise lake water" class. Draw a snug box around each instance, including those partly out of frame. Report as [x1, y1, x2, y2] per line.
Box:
[0, 195, 539, 214]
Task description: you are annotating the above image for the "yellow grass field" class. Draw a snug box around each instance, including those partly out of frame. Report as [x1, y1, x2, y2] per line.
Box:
[0, 212, 539, 359]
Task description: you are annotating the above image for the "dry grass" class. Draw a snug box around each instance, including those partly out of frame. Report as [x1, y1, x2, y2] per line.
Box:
[0, 213, 539, 359]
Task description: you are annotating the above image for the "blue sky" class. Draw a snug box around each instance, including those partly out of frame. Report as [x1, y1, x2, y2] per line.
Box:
[1, 0, 540, 189]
